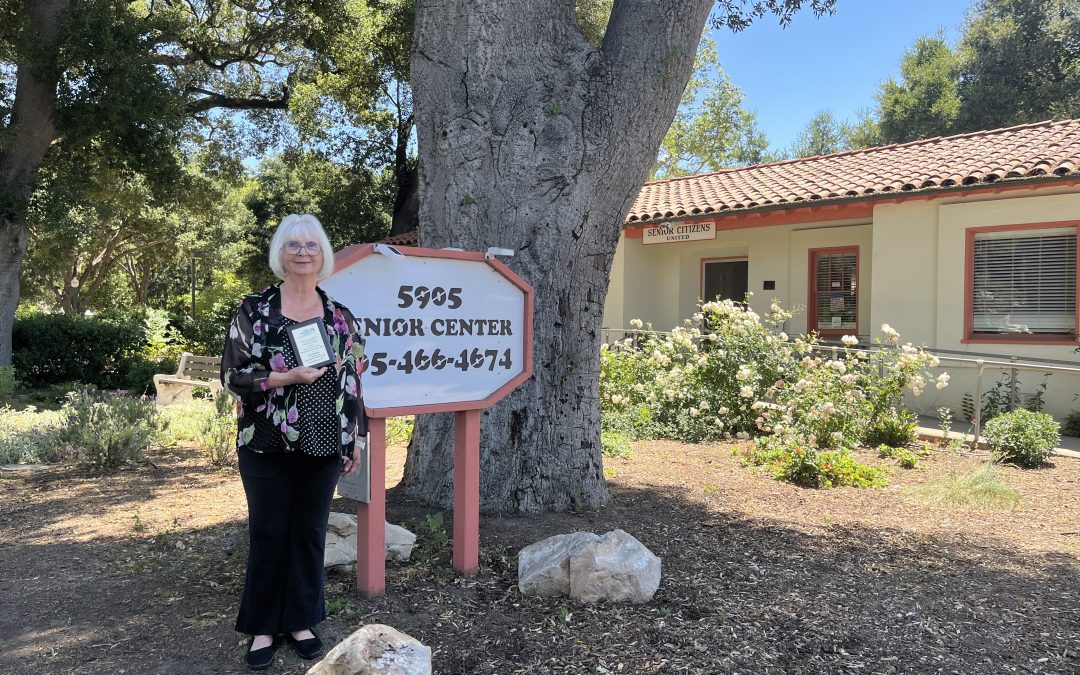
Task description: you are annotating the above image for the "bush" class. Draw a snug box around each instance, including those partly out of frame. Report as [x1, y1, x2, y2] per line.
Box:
[877, 444, 920, 469]
[386, 416, 414, 446]
[200, 393, 237, 467]
[0, 366, 16, 399]
[0, 406, 67, 464]
[57, 386, 162, 470]
[983, 409, 1060, 468]
[863, 409, 917, 448]
[13, 312, 148, 389]
[1061, 410, 1080, 438]
[601, 430, 632, 458]
[741, 436, 887, 488]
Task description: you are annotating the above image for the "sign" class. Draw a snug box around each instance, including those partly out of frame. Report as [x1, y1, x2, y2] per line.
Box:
[336, 434, 370, 503]
[323, 244, 535, 596]
[321, 245, 533, 416]
[643, 220, 716, 245]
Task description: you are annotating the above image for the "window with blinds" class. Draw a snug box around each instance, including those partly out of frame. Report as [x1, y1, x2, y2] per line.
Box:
[971, 227, 1077, 335]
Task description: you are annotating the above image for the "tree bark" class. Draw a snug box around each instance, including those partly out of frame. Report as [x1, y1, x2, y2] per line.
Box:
[404, 0, 711, 513]
[0, 0, 69, 365]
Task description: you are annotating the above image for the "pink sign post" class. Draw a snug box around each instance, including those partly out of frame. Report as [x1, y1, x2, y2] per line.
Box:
[322, 244, 533, 597]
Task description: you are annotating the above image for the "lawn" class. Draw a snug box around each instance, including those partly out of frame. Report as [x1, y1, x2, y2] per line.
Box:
[1, 438, 1077, 674]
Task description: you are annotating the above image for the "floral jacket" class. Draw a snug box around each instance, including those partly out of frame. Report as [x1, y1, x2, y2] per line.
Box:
[220, 283, 368, 458]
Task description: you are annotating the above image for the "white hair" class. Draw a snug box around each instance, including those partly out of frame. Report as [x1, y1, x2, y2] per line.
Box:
[268, 214, 335, 281]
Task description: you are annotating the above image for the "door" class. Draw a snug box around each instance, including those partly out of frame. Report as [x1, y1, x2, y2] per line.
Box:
[702, 259, 749, 304]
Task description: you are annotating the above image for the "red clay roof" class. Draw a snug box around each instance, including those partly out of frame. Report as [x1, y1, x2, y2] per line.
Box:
[627, 119, 1080, 223]
[377, 231, 419, 246]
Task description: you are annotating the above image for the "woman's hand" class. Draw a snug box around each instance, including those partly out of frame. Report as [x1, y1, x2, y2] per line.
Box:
[341, 455, 359, 477]
[266, 366, 326, 388]
[289, 366, 327, 385]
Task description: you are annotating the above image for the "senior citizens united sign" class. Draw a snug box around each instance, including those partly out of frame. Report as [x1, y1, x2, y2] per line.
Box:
[322, 243, 533, 597]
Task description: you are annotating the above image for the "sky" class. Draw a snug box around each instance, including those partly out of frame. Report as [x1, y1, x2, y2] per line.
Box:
[712, 0, 973, 153]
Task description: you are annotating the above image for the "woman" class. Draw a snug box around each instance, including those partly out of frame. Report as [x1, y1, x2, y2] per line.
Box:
[220, 214, 367, 670]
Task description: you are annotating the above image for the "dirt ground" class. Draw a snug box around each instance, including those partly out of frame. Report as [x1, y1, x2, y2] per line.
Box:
[1, 440, 1078, 674]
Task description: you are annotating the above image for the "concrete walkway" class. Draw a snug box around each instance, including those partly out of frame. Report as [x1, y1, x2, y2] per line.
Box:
[916, 415, 1080, 459]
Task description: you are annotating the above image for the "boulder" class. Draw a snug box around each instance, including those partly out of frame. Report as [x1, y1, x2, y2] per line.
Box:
[517, 531, 601, 596]
[325, 513, 416, 568]
[568, 529, 661, 604]
[307, 624, 431, 675]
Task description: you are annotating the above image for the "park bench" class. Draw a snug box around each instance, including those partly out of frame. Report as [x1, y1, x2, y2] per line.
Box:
[153, 352, 223, 404]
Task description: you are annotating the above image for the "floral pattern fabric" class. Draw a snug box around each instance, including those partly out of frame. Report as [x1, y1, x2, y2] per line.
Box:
[220, 283, 368, 459]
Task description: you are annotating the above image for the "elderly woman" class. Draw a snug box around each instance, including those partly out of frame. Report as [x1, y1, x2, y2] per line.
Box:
[220, 214, 367, 670]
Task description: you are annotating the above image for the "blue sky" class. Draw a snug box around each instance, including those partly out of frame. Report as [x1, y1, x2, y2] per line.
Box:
[712, 0, 973, 153]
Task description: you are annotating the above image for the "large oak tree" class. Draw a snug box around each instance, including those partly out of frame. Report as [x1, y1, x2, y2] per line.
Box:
[402, 0, 834, 513]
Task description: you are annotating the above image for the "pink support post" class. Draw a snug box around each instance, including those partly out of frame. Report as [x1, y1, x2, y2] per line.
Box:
[453, 409, 481, 575]
[356, 416, 386, 598]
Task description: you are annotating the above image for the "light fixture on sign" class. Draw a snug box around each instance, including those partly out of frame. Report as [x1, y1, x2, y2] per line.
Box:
[485, 246, 514, 259]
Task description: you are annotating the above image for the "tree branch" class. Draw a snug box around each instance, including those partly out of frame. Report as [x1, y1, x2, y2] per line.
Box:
[186, 87, 290, 114]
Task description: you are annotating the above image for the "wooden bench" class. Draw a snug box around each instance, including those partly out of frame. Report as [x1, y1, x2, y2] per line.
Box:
[153, 352, 223, 404]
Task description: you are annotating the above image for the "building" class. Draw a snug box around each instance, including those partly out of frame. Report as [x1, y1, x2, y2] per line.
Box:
[608, 119, 1080, 419]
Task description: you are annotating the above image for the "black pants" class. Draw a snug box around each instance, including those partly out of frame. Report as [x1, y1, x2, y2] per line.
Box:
[236, 448, 341, 635]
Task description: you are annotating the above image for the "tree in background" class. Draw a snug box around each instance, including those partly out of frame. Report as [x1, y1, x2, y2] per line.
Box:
[873, 0, 1079, 144]
[876, 35, 962, 144]
[0, 0, 402, 364]
[404, 0, 835, 514]
[652, 39, 768, 178]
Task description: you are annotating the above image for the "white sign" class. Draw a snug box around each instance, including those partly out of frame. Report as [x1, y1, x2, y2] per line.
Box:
[321, 246, 531, 413]
[643, 220, 716, 245]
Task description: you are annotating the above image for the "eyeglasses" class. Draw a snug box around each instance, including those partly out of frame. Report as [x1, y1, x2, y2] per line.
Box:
[284, 241, 321, 255]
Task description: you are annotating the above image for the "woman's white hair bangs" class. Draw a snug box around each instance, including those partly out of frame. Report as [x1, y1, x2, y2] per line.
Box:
[268, 214, 336, 280]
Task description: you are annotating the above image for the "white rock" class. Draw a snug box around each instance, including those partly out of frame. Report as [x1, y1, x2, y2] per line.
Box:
[569, 529, 661, 604]
[385, 523, 417, 561]
[324, 513, 416, 568]
[517, 531, 601, 596]
[307, 624, 431, 675]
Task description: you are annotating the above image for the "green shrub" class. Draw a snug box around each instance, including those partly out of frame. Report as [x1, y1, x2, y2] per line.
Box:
[983, 409, 1060, 468]
[158, 400, 214, 446]
[13, 312, 148, 389]
[601, 430, 632, 458]
[0, 406, 67, 464]
[200, 393, 236, 467]
[1061, 410, 1080, 438]
[863, 409, 917, 448]
[386, 416, 414, 445]
[910, 463, 1020, 511]
[742, 436, 887, 488]
[58, 386, 162, 470]
[877, 444, 919, 469]
[0, 366, 16, 399]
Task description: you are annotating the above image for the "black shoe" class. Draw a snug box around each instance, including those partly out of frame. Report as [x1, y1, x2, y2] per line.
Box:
[290, 631, 323, 660]
[246, 641, 275, 670]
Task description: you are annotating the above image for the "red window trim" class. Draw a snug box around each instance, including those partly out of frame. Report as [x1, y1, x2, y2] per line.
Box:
[808, 246, 859, 337]
[699, 256, 748, 302]
[962, 220, 1080, 346]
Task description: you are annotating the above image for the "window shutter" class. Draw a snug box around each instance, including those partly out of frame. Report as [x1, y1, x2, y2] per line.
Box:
[972, 228, 1077, 334]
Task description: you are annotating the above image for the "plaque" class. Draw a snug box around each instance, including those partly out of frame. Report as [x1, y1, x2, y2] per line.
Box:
[286, 318, 335, 368]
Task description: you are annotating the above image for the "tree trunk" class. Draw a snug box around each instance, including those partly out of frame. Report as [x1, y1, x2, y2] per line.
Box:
[0, 0, 69, 365]
[404, 0, 711, 513]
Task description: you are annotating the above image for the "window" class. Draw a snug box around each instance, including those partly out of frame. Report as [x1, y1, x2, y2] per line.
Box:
[968, 225, 1077, 340]
[701, 259, 748, 304]
[809, 247, 858, 335]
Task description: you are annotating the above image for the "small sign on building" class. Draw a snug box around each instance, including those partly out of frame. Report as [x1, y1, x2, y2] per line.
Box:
[643, 220, 717, 245]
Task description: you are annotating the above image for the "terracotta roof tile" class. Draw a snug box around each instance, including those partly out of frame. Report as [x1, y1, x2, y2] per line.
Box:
[377, 231, 419, 246]
[627, 119, 1080, 223]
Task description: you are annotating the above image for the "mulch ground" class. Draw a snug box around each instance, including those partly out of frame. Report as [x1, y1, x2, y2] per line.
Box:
[1, 440, 1077, 674]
